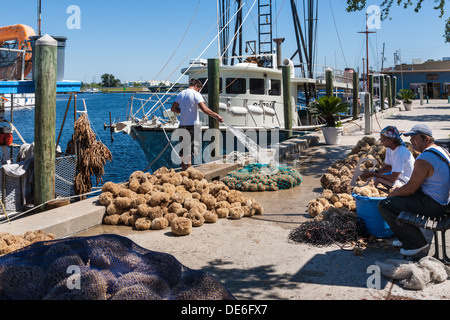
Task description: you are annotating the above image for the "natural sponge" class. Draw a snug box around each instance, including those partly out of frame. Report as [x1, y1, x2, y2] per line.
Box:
[171, 217, 192, 236]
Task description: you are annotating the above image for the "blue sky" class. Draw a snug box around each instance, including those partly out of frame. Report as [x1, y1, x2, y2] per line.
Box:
[3, 0, 450, 83]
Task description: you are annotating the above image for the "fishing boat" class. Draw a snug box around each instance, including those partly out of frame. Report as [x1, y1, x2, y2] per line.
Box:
[110, 0, 354, 170]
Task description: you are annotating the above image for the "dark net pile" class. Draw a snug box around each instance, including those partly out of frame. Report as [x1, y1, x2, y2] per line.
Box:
[0, 234, 235, 300]
[288, 213, 368, 247]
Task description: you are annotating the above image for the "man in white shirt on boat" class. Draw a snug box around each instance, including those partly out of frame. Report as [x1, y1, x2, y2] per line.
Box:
[171, 78, 223, 170]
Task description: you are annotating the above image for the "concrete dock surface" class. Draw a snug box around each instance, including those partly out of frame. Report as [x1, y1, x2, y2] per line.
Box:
[1, 99, 450, 301]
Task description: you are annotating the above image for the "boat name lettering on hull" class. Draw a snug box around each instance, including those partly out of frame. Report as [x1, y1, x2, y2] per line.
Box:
[253, 101, 275, 109]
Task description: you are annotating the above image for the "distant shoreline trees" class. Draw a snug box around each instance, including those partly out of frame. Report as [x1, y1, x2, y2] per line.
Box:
[101, 73, 121, 87]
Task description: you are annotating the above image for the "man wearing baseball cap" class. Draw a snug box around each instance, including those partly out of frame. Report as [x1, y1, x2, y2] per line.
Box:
[378, 123, 450, 257]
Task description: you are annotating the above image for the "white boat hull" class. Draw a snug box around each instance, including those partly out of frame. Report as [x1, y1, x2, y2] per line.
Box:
[1, 93, 34, 109]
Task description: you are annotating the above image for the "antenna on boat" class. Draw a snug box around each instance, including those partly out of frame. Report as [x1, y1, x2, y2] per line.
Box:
[37, 0, 42, 36]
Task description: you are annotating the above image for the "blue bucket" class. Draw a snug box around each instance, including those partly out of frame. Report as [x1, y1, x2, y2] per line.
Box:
[352, 193, 393, 239]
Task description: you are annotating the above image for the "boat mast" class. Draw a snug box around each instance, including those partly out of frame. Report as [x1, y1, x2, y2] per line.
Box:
[288, 0, 318, 113]
[218, 0, 231, 65]
[230, 0, 243, 66]
[37, 0, 42, 36]
[358, 13, 375, 92]
[289, 0, 317, 79]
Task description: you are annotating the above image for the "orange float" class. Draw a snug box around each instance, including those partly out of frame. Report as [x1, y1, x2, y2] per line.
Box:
[0, 24, 36, 80]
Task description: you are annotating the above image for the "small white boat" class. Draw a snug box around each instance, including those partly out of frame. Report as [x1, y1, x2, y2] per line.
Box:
[1, 93, 35, 109]
[83, 88, 101, 94]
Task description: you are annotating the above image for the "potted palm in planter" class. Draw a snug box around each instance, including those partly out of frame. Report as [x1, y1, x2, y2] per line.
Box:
[397, 89, 415, 111]
[309, 96, 349, 145]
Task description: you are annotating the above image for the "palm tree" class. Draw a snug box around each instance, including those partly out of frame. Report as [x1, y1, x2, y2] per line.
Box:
[309, 96, 349, 127]
[397, 89, 416, 104]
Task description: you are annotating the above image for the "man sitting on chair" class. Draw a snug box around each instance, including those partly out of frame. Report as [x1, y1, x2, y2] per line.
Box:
[378, 124, 450, 256]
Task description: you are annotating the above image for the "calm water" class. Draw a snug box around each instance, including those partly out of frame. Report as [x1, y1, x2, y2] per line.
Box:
[4, 93, 150, 185]
[4, 92, 297, 187]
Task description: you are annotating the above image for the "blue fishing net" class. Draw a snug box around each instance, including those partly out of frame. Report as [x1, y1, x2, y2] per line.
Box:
[0, 234, 235, 300]
[222, 163, 303, 191]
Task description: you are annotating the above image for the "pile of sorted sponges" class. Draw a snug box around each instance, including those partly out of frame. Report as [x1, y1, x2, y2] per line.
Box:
[98, 167, 263, 236]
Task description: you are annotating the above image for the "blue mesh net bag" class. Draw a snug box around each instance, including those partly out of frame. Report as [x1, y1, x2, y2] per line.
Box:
[0, 234, 235, 300]
[222, 163, 303, 191]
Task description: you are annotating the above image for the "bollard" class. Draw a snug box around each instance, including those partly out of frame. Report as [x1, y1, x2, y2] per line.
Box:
[392, 76, 397, 106]
[364, 92, 372, 135]
[368, 74, 374, 114]
[352, 71, 359, 119]
[419, 87, 424, 105]
[282, 65, 293, 137]
[326, 68, 333, 97]
[380, 76, 385, 110]
[207, 58, 220, 159]
[386, 76, 391, 108]
[34, 34, 57, 208]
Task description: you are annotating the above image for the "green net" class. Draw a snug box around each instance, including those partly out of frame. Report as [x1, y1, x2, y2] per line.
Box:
[222, 163, 303, 192]
[0, 234, 235, 300]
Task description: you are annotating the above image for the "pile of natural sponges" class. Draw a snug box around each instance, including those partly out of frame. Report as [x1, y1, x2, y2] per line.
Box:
[307, 189, 357, 220]
[0, 230, 56, 256]
[99, 167, 264, 236]
[308, 136, 392, 220]
[352, 185, 389, 198]
[320, 136, 385, 194]
[320, 135, 419, 195]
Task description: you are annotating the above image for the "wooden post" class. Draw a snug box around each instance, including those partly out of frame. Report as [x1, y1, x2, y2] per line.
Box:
[364, 92, 372, 135]
[207, 58, 220, 159]
[392, 76, 397, 106]
[352, 71, 359, 119]
[386, 76, 392, 108]
[380, 75, 386, 110]
[282, 65, 292, 137]
[419, 86, 423, 105]
[34, 34, 57, 208]
[325, 68, 333, 97]
[368, 74, 374, 114]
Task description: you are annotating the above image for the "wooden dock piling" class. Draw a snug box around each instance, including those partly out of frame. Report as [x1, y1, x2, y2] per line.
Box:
[386, 76, 392, 108]
[34, 34, 57, 208]
[325, 68, 333, 97]
[352, 71, 359, 119]
[208, 58, 220, 159]
[282, 65, 292, 137]
[380, 75, 385, 110]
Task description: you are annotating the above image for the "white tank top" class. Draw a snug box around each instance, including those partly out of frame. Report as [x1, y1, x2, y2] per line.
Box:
[418, 146, 450, 205]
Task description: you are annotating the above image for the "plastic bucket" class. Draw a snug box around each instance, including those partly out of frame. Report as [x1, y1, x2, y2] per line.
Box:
[352, 193, 393, 239]
[30, 35, 67, 81]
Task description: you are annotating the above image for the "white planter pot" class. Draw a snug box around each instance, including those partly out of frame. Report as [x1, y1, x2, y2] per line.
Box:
[404, 103, 412, 111]
[322, 126, 343, 145]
